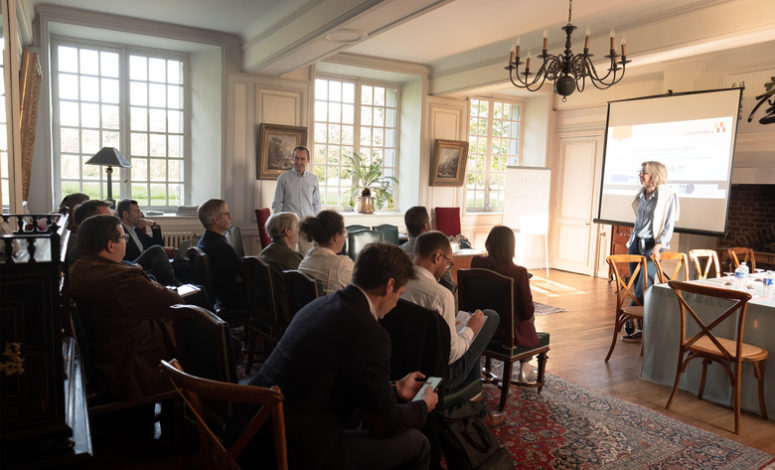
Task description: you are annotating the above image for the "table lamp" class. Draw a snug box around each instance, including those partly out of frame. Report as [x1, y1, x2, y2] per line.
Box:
[85, 147, 130, 207]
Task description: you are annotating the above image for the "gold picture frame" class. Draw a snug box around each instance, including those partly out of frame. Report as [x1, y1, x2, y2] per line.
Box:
[429, 139, 469, 186]
[256, 123, 308, 180]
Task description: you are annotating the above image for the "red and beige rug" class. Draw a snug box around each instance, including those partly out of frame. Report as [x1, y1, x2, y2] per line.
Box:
[483, 374, 775, 470]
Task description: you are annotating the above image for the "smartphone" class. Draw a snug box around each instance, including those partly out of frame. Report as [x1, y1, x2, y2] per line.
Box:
[412, 376, 442, 401]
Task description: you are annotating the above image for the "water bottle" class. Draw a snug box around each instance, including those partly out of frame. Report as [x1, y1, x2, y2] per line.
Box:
[763, 271, 775, 299]
[734, 262, 749, 289]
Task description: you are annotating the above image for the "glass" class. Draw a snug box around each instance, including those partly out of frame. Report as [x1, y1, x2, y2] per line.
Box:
[120, 233, 130, 241]
[441, 253, 454, 269]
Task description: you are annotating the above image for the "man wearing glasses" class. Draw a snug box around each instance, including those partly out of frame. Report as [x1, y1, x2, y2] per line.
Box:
[69, 215, 186, 400]
[401, 231, 500, 392]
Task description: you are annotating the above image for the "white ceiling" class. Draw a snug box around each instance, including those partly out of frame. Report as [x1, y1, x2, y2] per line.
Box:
[23, 0, 775, 94]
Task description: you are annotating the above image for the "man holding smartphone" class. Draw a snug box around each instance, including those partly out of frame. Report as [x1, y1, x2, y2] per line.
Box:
[236, 243, 437, 470]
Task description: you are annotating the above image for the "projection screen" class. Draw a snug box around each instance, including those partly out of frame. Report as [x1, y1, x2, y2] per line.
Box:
[596, 88, 743, 236]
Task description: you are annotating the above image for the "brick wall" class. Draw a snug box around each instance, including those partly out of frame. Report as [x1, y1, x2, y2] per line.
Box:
[716, 184, 775, 269]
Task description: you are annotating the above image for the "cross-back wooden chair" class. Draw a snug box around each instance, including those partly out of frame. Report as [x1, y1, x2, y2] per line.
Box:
[727, 247, 756, 272]
[605, 254, 648, 362]
[689, 249, 721, 280]
[651, 251, 690, 284]
[160, 359, 288, 470]
[664, 280, 768, 434]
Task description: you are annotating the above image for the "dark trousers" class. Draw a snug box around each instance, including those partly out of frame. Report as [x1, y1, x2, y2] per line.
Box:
[333, 428, 430, 470]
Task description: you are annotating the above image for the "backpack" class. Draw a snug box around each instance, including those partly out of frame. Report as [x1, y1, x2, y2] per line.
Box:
[438, 400, 514, 470]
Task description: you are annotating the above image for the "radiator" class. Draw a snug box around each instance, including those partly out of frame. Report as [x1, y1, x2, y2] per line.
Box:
[163, 231, 199, 248]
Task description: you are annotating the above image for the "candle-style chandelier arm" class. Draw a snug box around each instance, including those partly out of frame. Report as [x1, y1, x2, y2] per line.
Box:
[580, 52, 629, 90]
[507, 55, 564, 91]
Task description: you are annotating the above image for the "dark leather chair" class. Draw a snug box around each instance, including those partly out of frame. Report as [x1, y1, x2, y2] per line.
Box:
[372, 224, 399, 245]
[255, 208, 272, 250]
[160, 359, 288, 470]
[280, 270, 320, 321]
[345, 224, 369, 233]
[171, 304, 236, 385]
[347, 229, 384, 260]
[458, 268, 550, 412]
[243, 256, 283, 374]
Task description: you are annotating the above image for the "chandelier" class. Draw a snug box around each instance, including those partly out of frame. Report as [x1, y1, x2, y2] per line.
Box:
[505, 0, 630, 101]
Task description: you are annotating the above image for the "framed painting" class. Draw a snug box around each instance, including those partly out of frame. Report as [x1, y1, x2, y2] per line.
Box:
[256, 123, 308, 180]
[429, 139, 469, 186]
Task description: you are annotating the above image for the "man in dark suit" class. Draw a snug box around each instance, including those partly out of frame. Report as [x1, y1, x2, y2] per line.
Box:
[196, 198, 246, 308]
[116, 198, 178, 285]
[240, 243, 437, 470]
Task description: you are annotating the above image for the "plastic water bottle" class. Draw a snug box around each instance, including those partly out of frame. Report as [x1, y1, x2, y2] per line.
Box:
[734, 262, 749, 289]
[762, 271, 775, 299]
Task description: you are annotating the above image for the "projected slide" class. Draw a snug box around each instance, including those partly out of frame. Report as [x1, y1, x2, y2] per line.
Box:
[597, 88, 742, 235]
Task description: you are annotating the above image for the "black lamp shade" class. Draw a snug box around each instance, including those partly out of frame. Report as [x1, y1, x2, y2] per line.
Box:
[85, 147, 131, 168]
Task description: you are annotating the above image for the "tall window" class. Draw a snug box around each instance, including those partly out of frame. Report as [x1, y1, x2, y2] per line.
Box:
[53, 41, 186, 209]
[313, 77, 399, 210]
[0, 36, 8, 207]
[466, 98, 521, 211]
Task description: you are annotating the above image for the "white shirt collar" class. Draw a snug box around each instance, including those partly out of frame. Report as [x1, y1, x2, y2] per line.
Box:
[353, 284, 378, 321]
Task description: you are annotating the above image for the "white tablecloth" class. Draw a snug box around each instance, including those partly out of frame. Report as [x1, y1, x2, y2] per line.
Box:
[640, 277, 774, 421]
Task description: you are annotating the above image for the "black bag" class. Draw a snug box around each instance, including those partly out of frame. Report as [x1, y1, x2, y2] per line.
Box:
[438, 401, 514, 470]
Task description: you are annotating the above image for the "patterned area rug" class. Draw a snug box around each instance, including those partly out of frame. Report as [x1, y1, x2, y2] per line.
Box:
[483, 374, 775, 470]
[533, 302, 566, 315]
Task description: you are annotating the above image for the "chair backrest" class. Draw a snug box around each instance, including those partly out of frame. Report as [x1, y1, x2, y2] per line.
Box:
[280, 270, 320, 321]
[172, 304, 235, 384]
[689, 249, 721, 280]
[160, 359, 288, 470]
[727, 246, 756, 272]
[606, 254, 648, 310]
[667, 280, 752, 362]
[345, 224, 369, 233]
[347, 229, 384, 260]
[225, 225, 245, 258]
[457, 268, 515, 348]
[380, 299, 451, 382]
[187, 246, 216, 309]
[69, 301, 99, 387]
[372, 224, 399, 245]
[651, 251, 690, 284]
[243, 256, 281, 327]
[255, 209, 272, 250]
[434, 207, 461, 237]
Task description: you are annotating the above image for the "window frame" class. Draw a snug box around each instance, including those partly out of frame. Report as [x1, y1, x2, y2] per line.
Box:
[50, 34, 191, 210]
[313, 73, 401, 211]
[466, 96, 522, 213]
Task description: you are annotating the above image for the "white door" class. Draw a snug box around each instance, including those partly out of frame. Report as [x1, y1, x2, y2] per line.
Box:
[550, 135, 602, 275]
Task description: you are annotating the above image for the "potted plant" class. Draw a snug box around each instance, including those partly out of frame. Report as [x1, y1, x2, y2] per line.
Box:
[342, 152, 398, 214]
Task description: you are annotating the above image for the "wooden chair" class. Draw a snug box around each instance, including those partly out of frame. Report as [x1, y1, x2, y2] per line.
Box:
[665, 280, 768, 434]
[605, 254, 648, 362]
[651, 251, 690, 284]
[172, 304, 236, 384]
[186, 246, 250, 323]
[689, 249, 721, 280]
[280, 270, 320, 321]
[458, 268, 550, 412]
[372, 224, 399, 245]
[727, 246, 756, 272]
[160, 359, 288, 470]
[346, 229, 384, 260]
[243, 256, 282, 375]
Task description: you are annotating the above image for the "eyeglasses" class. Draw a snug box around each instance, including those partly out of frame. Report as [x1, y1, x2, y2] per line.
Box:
[119, 233, 130, 241]
[441, 253, 454, 270]
[638, 171, 650, 176]
[219, 211, 231, 217]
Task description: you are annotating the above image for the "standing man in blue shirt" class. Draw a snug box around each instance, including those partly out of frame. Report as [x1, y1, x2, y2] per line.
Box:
[271, 145, 322, 218]
[272, 145, 321, 254]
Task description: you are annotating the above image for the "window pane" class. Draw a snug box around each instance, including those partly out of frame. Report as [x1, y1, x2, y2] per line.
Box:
[132, 158, 148, 180]
[149, 83, 166, 107]
[101, 51, 119, 77]
[150, 159, 166, 181]
[150, 134, 166, 157]
[149, 58, 166, 82]
[102, 105, 119, 129]
[150, 183, 166, 205]
[132, 132, 148, 156]
[130, 82, 148, 106]
[80, 49, 99, 75]
[168, 110, 182, 133]
[60, 128, 80, 153]
[130, 55, 147, 80]
[61, 155, 80, 179]
[149, 108, 166, 132]
[167, 60, 181, 85]
[58, 46, 79, 73]
[59, 74, 78, 100]
[101, 78, 120, 104]
[102, 131, 120, 148]
[81, 103, 100, 128]
[131, 107, 148, 131]
[60, 101, 79, 126]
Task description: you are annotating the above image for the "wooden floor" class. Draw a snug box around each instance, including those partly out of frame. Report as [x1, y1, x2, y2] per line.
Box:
[528, 269, 775, 454]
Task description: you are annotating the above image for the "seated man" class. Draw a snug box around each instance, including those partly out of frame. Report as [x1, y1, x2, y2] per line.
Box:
[259, 211, 303, 279]
[401, 231, 499, 392]
[66, 199, 113, 265]
[238, 243, 437, 470]
[69, 214, 187, 400]
[401, 206, 457, 295]
[116, 198, 178, 285]
[196, 198, 246, 309]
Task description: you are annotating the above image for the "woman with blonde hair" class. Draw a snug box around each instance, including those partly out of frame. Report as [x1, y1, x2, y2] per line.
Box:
[623, 160, 679, 341]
